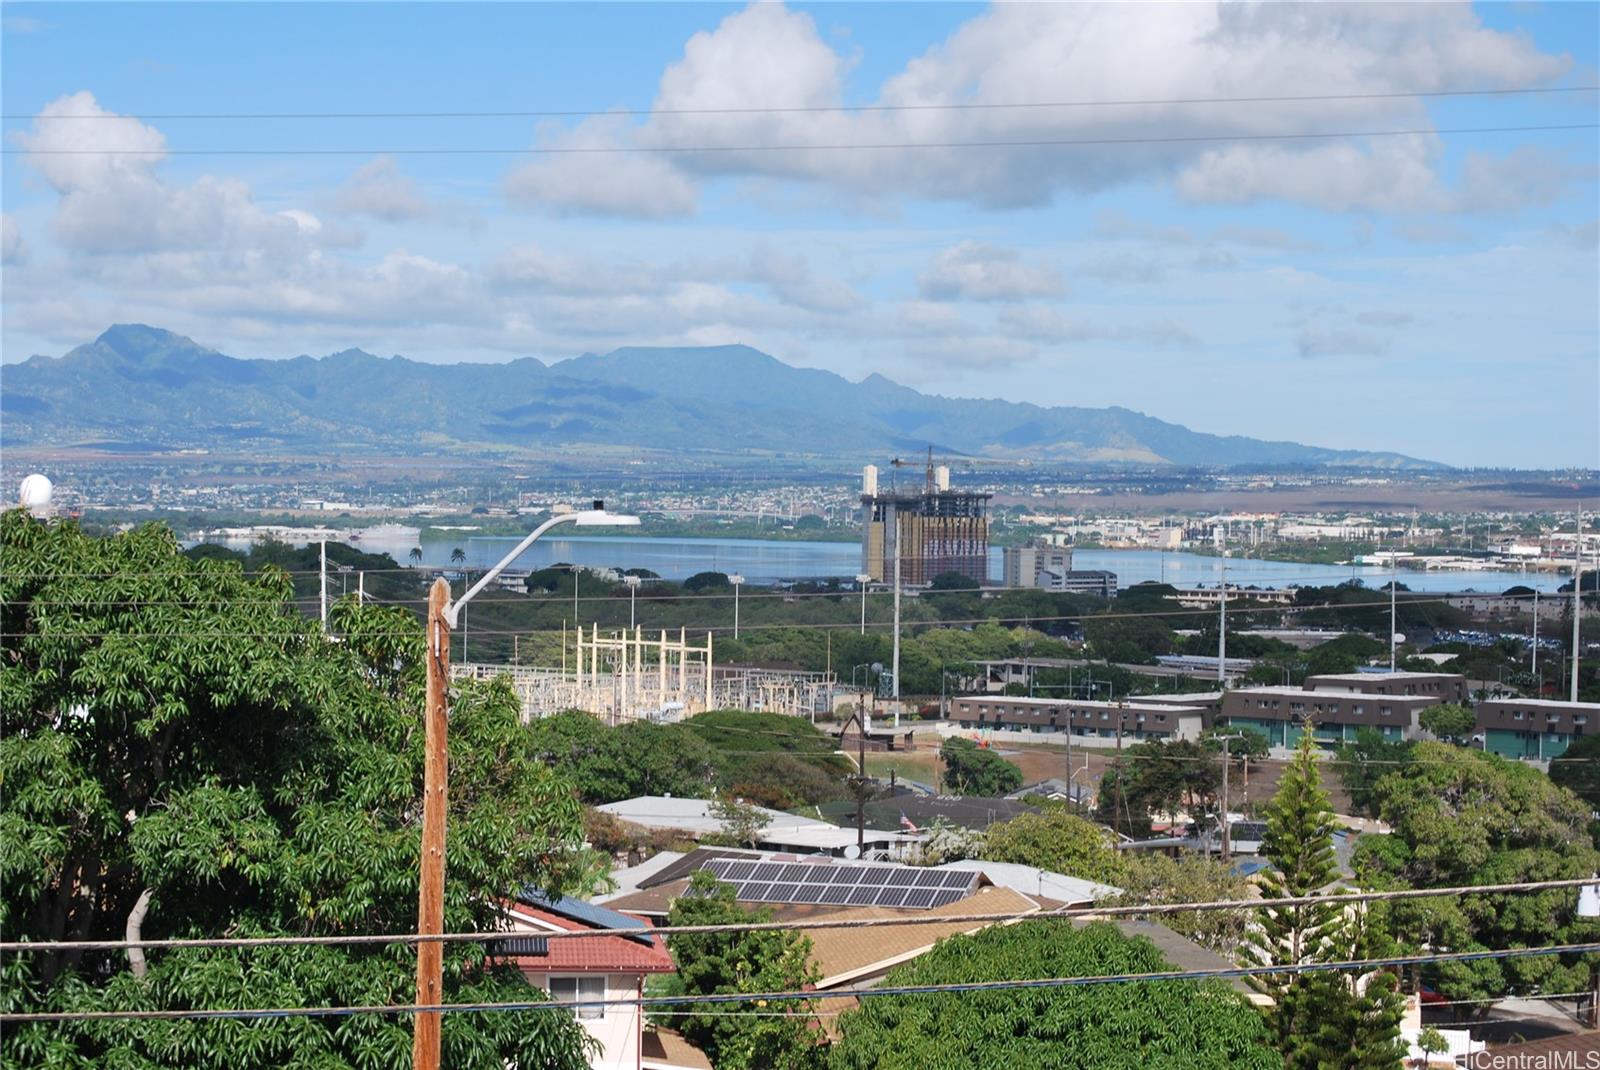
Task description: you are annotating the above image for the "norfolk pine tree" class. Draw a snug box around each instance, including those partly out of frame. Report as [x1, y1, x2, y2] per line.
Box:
[1248, 731, 1405, 1070]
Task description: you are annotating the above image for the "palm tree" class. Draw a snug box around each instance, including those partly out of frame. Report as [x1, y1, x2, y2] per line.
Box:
[449, 547, 466, 566]
[408, 547, 423, 565]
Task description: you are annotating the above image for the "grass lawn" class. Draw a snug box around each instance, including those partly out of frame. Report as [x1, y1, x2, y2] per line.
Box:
[863, 751, 941, 784]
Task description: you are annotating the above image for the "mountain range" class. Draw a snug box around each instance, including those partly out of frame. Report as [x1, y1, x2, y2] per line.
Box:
[1, 325, 1438, 468]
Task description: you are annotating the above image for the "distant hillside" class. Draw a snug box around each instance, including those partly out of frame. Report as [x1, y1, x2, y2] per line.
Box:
[1, 325, 1440, 468]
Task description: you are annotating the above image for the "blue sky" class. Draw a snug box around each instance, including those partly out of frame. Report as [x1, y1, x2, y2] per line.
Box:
[2, 2, 1596, 468]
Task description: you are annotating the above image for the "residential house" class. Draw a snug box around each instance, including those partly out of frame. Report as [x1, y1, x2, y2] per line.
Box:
[498, 890, 691, 1070]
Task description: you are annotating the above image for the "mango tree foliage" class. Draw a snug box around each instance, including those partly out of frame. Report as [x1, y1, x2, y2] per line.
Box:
[1354, 741, 1600, 1005]
[654, 872, 820, 1070]
[828, 920, 1278, 1070]
[938, 737, 1022, 796]
[0, 513, 594, 1069]
[980, 809, 1128, 886]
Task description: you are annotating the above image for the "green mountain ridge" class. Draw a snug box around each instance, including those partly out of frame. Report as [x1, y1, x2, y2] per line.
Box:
[2, 325, 1441, 467]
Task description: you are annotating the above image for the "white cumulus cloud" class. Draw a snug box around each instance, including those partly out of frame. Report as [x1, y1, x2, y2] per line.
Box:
[1, 214, 28, 265]
[918, 242, 1065, 302]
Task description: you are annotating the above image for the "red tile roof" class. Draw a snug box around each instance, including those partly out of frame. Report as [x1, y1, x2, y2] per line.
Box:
[496, 901, 677, 975]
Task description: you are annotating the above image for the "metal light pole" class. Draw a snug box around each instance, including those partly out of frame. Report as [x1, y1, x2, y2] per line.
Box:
[1533, 588, 1540, 686]
[892, 542, 902, 723]
[1574, 509, 1584, 704]
[729, 573, 745, 639]
[413, 503, 638, 1070]
[1389, 551, 1398, 673]
[570, 564, 582, 628]
[625, 574, 641, 630]
[855, 573, 872, 634]
[1217, 552, 1228, 684]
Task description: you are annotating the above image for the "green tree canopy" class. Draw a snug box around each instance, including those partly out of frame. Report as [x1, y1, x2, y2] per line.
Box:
[1334, 729, 1414, 820]
[683, 571, 732, 592]
[981, 810, 1127, 885]
[1353, 742, 1600, 1005]
[1112, 854, 1253, 959]
[0, 513, 594, 1069]
[1548, 733, 1600, 811]
[828, 920, 1278, 1070]
[939, 737, 1023, 796]
[1418, 703, 1476, 742]
[656, 872, 819, 1070]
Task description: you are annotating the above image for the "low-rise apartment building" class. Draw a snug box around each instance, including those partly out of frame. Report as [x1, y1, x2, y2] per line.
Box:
[1300, 671, 1468, 705]
[1475, 698, 1600, 761]
[949, 695, 1208, 743]
[1219, 686, 1445, 747]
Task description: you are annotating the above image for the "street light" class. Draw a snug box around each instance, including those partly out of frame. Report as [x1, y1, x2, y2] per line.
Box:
[729, 573, 745, 639]
[624, 574, 642, 629]
[855, 573, 872, 634]
[415, 502, 638, 1070]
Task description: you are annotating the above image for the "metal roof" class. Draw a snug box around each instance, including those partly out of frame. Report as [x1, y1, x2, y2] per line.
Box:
[490, 935, 549, 957]
[517, 888, 657, 946]
[692, 856, 978, 910]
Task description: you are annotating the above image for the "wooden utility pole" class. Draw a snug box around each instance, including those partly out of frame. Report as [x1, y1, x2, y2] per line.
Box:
[414, 578, 451, 1070]
[1214, 733, 1244, 862]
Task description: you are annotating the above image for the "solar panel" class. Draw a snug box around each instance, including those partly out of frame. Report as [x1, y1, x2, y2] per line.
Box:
[902, 889, 936, 909]
[826, 867, 863, 884]
[914, 870, 946, 888]
[944, 871, 976, 889]
[791, 884, 824, 904]
[767, 883, 798, 901]
[779, 864, 811, 882]
[858, 868, 892, 886]
[752, 863, 785, 882]
[876, 887, 910, 907]
[929, 890, 965, 908]
[743, 882, 773, 900]
[820, 885, 854, 905]
[846, 886, 878, 906]
[886, 869, 919, 887]
[723, 862, 758, 881]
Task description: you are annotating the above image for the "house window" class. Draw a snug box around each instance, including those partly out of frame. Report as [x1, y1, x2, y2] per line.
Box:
[549, 975, 606, 1020]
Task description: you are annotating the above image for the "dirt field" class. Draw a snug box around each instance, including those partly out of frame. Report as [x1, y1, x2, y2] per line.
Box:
[872, 735, 1355, 816]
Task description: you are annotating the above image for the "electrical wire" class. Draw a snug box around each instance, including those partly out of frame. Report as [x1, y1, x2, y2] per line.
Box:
[3, 876, 1592, 955]
[7, 84, 1594, 121]
[4, 942, 1597, 1025]
[4, 122, 1594, 157]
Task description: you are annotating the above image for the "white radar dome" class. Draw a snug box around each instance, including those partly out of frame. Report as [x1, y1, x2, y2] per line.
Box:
[19, 474, 53, 515]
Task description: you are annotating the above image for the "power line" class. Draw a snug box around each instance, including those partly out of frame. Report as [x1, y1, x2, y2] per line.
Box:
[4, 876, 1591, 956]
[4, 941, 1597, 1025]
[6, 84, 1594, 121]
[4, 122, 1594, 157]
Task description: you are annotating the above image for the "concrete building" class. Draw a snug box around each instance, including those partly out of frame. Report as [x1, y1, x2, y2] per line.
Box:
[1300, 671, 1468, 705]
[1219, 685, 1445, 747]
[1001, 543, 1117, 596]
[860, 461, 991, 586]
[1170, 586, 1297, 608]
[949, 694, 1208, 743]
[1003, 542, 1071, 587]
[1475, 697, 1600, 761]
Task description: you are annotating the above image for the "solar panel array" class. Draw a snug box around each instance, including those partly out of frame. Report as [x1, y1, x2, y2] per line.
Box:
[697, 858, 977, 910]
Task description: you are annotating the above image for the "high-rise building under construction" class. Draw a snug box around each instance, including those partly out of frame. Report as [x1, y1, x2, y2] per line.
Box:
[859, 456, 991, 586]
